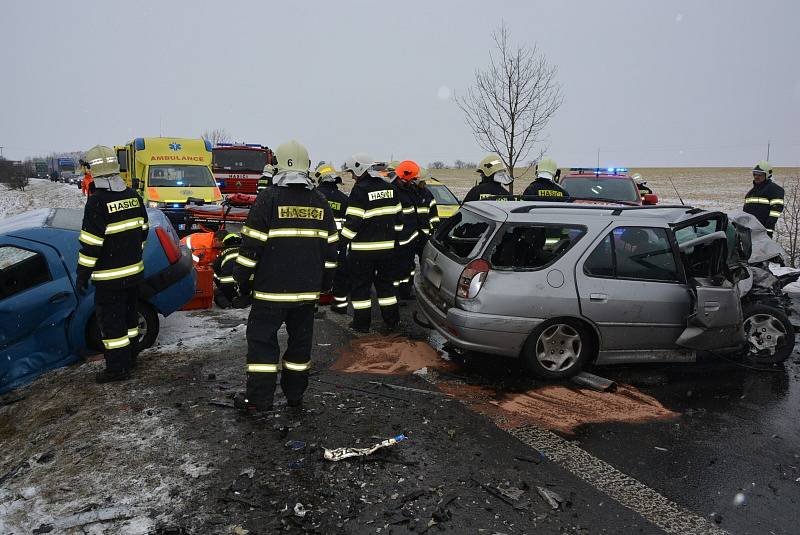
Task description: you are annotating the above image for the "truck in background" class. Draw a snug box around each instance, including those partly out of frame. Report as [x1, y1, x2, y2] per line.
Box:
[116, 137, 222, 234]
[212, 143, 273, 194]
[33, 159, 49, 179]
[49, 157, 77, 183]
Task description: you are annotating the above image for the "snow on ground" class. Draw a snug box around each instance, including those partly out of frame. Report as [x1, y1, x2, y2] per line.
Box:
[0, 306, 252, 535]
[0, 178, 86, 220]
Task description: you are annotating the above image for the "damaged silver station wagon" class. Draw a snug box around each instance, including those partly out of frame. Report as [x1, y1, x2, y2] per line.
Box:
[415, 201, 797, 379]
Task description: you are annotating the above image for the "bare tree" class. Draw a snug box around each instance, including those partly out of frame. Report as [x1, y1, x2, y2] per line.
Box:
[201, 128, 232, 146]
[453, 159, 468, 169]
[429, 161, 446, 170]
[776, 175, 800, 267]
[456, 23, 563, 193]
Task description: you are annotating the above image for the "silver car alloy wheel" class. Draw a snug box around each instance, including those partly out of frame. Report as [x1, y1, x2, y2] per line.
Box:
[535, 323, 582, 372]
[743, 313, 786, 356]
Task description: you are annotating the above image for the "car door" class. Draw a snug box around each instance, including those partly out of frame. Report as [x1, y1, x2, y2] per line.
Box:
[672, 217, 745, 350]
[0, 237, 78, 393]
[575, 224, 691, 350]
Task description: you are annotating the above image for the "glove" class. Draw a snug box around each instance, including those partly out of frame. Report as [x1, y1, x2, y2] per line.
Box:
[76, 274, 90, 295]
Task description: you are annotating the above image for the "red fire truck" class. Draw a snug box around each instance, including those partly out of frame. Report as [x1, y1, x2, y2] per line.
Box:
[212, 143, 274, 195]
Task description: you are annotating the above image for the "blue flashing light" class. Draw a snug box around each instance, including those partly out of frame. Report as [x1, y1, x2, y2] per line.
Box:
[134, 138, 145, 151]
[607, 167, 614, 172]
[245, 143, 263, 148]
[217, 143, 232, 147]
[172, 203, 181, 208]
[176, 181, 184, 186]
[216, 181, 223, 186]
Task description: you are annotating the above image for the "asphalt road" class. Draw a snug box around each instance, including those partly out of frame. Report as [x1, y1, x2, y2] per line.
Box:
[394, 299, 800, 535]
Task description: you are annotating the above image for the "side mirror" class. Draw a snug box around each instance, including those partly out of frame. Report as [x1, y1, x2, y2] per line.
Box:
[642, 193, 659, 205]
[131, 178, 141, 190]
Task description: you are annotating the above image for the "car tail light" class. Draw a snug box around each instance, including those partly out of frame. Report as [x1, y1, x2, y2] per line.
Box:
[457, 259, 491, 299]
[155, 226, 181, 264]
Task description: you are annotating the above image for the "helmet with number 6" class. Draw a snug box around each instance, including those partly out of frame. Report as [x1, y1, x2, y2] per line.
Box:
[275, 140, 310, 173]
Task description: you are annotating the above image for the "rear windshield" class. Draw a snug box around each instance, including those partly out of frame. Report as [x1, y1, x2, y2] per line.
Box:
[488, 224, 586, 270]
[432, 209, 496, 261]
[561, 176, 640, 203]
[148, 165, 215, 187]
[213, 149, 267, 172]
[428, 184, 459, 205]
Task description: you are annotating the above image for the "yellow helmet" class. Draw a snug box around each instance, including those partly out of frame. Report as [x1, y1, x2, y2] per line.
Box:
[83, 145, 119, 177]
[537, 157, 558, 180]
[476, 153, 506, 177]
[314, 162, 341, 184]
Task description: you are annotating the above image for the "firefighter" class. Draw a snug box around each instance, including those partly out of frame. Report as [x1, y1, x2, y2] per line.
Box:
[182, 230, 219, 266]
[463, 154, 513, 202]
[212, 231, 249, 309]
[232, 140, 337, 412]
[79, 159, 94, 196]
[76, 145, 149, 383]
[392, 160, 423, 299]
[314, 162, 351, 314]
[258, 164, 275, 192]
[414, 167, 439, 261]
[341, 153, 401, 332]
[743, 161, 784, 237]
[631, 172, 653, 197]
[522, 157, 568, 199]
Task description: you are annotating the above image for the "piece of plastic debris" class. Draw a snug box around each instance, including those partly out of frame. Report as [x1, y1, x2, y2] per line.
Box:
[239, 467, 255, 479]
[285, 440, 306, 451]
[232, 526, 249, 535]
[733, 492, 747, 506]
[654, 446, 669, 452]
[498, 486, 525, 501]
[288, 460, 304, 470]
[294, 503, 308, 518]
[570, 371, 617, 392]
[323, 435, 407, 461]
[368, 381, 449, 397]
[536, 486, 563, 510]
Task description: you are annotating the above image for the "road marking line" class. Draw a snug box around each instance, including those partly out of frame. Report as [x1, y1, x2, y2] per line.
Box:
[509, 426, 728, 535]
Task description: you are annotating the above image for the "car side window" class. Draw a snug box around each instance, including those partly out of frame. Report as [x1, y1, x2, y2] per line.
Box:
[489, 224, 585, 270]
[433, 210, 494, 260]
[0, 246, 52, 299]
[585, 227, 679, 282]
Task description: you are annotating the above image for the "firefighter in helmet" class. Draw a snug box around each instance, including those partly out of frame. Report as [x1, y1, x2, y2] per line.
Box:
[744, 161, 784, 237]
[314, 162, 351, 314]
[76, 145, 149, 383]
[341, 153, 401, 332]
[522, 157, 568, 199]
[463, 154, 513, 202]
[232, 140, 337, 412]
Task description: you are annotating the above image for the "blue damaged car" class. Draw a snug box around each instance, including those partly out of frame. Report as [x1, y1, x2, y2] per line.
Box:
[0, 208, 196, 394]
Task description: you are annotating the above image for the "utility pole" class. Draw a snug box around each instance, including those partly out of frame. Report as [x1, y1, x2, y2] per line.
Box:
[0, 146, 4, 159]
[766, 140, 770, 161]
[596, 148, 600, 175]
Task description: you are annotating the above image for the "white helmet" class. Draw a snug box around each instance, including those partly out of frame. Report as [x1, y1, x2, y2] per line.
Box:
[345, 153, 377, 178]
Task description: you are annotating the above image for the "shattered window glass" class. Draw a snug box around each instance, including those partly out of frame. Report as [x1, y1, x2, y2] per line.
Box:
[433, 210, 494, 260]
[488, 224, 585, 270]
[0, 246, 52, 299]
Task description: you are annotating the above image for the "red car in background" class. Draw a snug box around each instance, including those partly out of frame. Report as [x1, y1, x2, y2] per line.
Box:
[558, 168, 658, 206]
[212, 143, 274, 195]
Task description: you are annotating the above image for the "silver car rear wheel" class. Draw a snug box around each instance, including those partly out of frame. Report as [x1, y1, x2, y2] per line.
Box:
[535, 323, 582, 373]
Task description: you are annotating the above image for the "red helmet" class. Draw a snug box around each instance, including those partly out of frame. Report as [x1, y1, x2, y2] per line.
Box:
[395, 160, 420, 181]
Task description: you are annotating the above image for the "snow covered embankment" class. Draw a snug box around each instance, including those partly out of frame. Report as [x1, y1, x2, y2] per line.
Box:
[0, 178, 86, 220]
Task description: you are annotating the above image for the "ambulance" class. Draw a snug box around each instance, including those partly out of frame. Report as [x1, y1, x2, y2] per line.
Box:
[116, 137, 222, 233]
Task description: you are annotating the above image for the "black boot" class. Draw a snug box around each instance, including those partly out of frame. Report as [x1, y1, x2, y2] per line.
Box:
[95, 368, 131, 383]
[349, 321, 370, 334]
[233, 392, 273, 414]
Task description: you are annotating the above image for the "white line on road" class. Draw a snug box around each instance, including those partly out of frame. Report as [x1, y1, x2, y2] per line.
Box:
[509, 426, 728, 535]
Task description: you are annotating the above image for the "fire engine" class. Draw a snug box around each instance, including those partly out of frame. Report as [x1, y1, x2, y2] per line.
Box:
[212, 143, 274, 195]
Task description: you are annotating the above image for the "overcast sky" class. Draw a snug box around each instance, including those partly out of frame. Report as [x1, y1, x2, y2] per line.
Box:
[1, 0, 798, 167]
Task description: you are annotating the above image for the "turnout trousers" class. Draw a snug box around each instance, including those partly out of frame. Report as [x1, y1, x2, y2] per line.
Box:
[393, 244, 416, 299]
[245, 304, 315, 407]
[349, 252, 399, 330]
[331, 246, 350, 313]
[94, 286, 139, 374]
